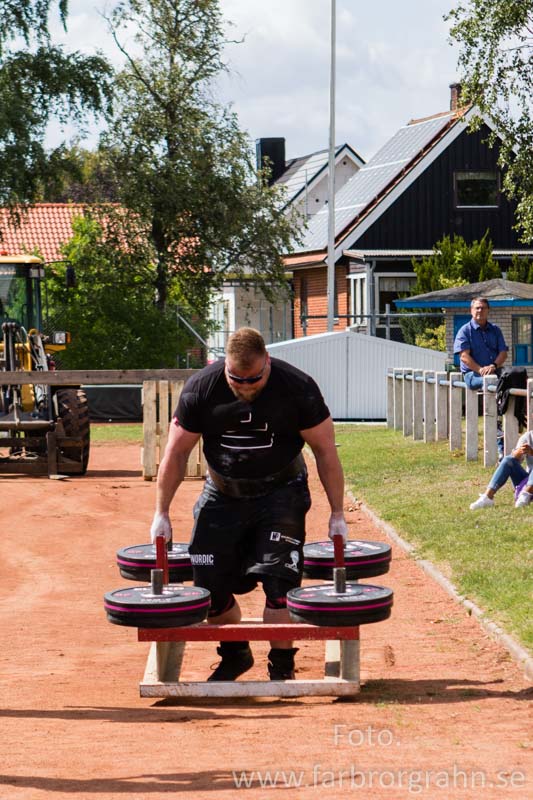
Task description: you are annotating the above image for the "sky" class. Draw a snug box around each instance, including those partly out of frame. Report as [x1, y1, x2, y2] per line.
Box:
[49, 0, 461, 163]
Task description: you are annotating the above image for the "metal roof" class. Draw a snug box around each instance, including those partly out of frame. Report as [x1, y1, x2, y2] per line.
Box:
[345, 249, 434, 259]
[294, 112, 457, 252]
[277, 144, 364, 208]
[345, 249, 533, 260]
[395, 278, 533, 308]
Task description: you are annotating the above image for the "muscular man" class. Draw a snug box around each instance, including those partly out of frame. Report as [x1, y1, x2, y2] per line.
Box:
[454, 297, 508, 390]
[150, 327, 348, 681]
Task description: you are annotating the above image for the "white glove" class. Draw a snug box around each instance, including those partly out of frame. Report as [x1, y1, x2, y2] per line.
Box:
[328, 511, 348, 544]
[150, 511, 172, 544]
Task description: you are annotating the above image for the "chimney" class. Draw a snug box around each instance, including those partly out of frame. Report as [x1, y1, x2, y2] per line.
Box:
[449, 82, 462, 112]
[255, 138, 286, 185]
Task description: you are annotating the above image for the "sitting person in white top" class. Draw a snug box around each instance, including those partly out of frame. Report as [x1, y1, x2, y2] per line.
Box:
[470, 430, 533, 509]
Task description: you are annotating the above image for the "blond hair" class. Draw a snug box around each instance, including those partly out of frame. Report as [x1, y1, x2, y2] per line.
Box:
[226, 327, 266, 369]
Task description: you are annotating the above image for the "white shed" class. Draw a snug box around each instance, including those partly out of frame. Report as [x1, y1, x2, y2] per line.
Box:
[267, 329, 448, 419]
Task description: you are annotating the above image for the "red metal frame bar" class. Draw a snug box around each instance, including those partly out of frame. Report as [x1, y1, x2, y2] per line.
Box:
[155, 535, 169, 584]
[138, 622, 360, 642]
[333, 533, 345, 568]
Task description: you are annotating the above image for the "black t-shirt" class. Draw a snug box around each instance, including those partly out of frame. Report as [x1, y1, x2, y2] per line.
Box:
[174, 357, 330, 478]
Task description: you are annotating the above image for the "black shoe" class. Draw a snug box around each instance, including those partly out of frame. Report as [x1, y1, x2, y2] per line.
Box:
[267, 647, 299, 680]
[207, 641, 254, 681]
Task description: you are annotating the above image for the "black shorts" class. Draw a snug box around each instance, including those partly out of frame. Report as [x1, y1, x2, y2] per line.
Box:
[188, 474, 312, 597]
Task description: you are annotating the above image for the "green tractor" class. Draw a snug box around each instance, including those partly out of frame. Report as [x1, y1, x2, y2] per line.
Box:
[0, 254, 90, 475]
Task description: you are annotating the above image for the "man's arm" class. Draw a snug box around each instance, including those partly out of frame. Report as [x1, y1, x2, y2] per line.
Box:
[150, 421, 201, 541]
[460, 349, 506, 376]
[300, 416, 347, 541]
[156, 421, 202, 512]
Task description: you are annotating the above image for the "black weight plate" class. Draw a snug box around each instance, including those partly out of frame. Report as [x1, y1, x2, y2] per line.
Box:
[116, 543, 193, 582]
[302, 539, 391, 580]
[104, 584, 210, 628]
[287, 583, 393, 626]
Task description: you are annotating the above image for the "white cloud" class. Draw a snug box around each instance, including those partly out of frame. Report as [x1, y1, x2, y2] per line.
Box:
[217, 0, 459, 160]
[45, 0, 460, 160]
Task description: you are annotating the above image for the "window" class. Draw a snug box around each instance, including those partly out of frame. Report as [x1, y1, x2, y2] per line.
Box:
[350, 275, 366, 324]
[454, 171, 499, 208]
[377, 275, 417, 314]
[512, 315, 533, 365]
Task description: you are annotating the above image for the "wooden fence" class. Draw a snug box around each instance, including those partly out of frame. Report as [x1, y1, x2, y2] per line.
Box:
[141, 379, 206, 481]
[387, 369, 533, 467]
[0, 369, 204, 480]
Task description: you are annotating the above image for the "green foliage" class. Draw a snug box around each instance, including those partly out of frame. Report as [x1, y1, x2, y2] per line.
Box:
[448, 1, 533, 243]
[411, 232, 499, 295]
[506, 253, 533, 283]
[40, 145, 120, 203]
[0, 1, 112, 209]
[99, 0, 298, 315]
[335, 424, 532, 649]
[399, 233, 499, 346]
[415, 323, 446, 351]
[45, 213, 195, 368]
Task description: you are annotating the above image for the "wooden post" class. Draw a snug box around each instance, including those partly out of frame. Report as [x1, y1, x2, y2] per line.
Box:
[423, 371, 436, 442]
[142, 380, 157, 480]
[435, 371, 448, 440]
[386, 369, 394, 428]
[528, 379, 533, 430]
[503, 397, 519, 456]
[483, 375, 498, 467]
[142, 379, 205, 480]
[412, 369, 424, 441]
[393, 369, 403, 431]
[449, 372, 463, 452]
[465, 384, 479, 461]
[158, 380, 170, 459]
[402, 369, 413, 437]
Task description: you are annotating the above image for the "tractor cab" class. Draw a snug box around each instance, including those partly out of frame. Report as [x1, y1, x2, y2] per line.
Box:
[0, 255, 44, 334]
[0, 254, 89, 476]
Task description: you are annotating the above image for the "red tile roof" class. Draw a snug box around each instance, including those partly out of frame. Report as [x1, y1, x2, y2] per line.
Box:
[0, 203, 84, 263]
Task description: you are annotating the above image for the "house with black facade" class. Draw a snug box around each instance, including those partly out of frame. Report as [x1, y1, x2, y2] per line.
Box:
[282, 84, 532, 341]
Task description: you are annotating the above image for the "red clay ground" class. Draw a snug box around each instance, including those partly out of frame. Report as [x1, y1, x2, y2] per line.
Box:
[1, 442, 531, 800]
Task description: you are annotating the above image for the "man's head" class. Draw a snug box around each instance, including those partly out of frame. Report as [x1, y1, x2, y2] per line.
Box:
[225, 327, 271, 401]
[470, 297, 490, 327]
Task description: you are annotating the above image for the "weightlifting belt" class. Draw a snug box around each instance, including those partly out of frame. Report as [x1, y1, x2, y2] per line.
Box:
[207, 453, 306, 498]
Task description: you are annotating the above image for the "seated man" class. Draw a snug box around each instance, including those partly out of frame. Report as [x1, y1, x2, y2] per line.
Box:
[470, 429, 533, 509]
[454, 297, 508, 390]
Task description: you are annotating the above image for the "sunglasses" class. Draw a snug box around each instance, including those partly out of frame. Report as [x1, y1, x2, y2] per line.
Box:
[226, 358, 267, 385]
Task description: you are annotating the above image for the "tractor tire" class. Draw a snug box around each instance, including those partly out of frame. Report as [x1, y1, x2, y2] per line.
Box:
[56, 388, 90, 474]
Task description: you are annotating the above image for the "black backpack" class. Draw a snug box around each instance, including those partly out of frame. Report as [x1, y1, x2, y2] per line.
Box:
[496, 368, 528, 428]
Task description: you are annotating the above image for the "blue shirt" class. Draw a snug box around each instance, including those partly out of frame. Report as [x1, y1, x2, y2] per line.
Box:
[453, 319, 508, 374]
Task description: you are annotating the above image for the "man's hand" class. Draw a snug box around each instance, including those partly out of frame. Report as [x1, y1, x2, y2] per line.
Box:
[328, 511, 348, 543]
[150, 511, 172, 543]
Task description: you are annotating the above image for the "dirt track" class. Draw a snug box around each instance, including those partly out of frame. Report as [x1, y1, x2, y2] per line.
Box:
[1, 442, 531, 800]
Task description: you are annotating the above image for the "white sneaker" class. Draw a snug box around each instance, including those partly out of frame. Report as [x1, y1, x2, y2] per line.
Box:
[470, 494, 494, 510]
[515, 491, 533, 508]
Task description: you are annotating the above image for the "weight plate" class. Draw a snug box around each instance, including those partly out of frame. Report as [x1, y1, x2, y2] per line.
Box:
[302, 539, 391, 580]
[116, 543, 193, 582]
[104, 584, 210, 628]
[287, 583, 393, 626]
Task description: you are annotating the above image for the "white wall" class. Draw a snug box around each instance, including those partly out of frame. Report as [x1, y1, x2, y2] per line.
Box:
[267, 329, 448, 419]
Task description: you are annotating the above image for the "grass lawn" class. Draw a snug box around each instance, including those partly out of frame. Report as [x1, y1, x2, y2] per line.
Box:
[91, 423, 143, 443]
[335, 424, 532, 652]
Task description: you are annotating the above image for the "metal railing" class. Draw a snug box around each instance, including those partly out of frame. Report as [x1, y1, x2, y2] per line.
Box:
[387, 368, 533, 467]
